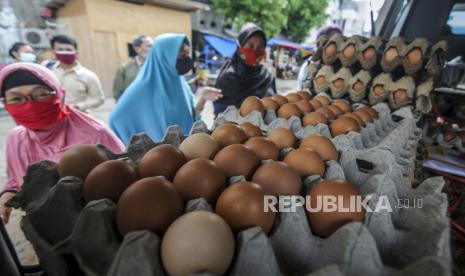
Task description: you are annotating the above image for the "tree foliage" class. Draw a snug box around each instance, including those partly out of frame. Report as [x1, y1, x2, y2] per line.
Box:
[212, 0, 329, 43]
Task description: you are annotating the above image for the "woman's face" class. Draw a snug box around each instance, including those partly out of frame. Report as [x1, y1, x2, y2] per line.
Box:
[4, 84, 55, 105]
[178, 44, 190, 58]
[243, 35, 265, 50]
[12, 45, 34, 60]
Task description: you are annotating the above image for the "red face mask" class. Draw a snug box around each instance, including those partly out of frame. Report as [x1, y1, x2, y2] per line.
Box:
[4, 97, 68, 130]
[239, 47, 266, 67]
[56, 51, 77, 65]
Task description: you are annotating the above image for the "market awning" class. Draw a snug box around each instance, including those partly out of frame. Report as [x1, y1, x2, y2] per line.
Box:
[203, 34, 237, 57]
[268, 37, 316, 51]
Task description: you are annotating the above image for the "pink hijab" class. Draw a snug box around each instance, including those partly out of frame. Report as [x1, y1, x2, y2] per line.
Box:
[1, 63, 125, 193]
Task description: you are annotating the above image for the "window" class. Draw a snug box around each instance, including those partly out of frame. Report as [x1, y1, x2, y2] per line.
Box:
[445, 3, 465, 35]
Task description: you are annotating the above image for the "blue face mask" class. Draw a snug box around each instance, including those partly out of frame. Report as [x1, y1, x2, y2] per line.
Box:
[19, 53, 37, 63]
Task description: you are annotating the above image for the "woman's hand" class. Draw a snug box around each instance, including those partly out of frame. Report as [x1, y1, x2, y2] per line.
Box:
[200, 87, 223, 102]
[0, 192, 15, 224]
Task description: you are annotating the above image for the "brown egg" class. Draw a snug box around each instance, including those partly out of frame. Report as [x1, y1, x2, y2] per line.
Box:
[363, 47, 376, 59]
[161, 211, 235, 276]
[332, 79, 345, 90]
[360, 106, 379, 119]
[300, 134, 338, 161]
[303, 112, 328, 127]
[277, 103, 302, 119]
[330, 117, 361, 137]
[179, 133, 219, 160]
[354, 109, 374, 123]
[213, 144, 259, 178]
[316, 106, 336, 120]
[407, 48, 423, 64]
[443, 129, 457, 142]
[328, 105, 344, 117]
[342, 112, 364, 128]
[212, 123, 248, 148]
[252, 161, 302, 196]
[58, 144, 108, 180]
[295, 100, 314, 113]
[173, 158, 226, 203]
[314, 95, 331, 106]
[216, 181, 276, 234]
[309, 99, 323, 109]
[343, 44, 356, 58]
[239, 122, 262, 138]
[271, 94, 289, 106]
[297, 91, 312, 100]
[307, 179, 365, 238]
[283, 148, 325, 177]
[84, 160, 138, 203]
[261, 97, 280, 111]
[116, 176, 183, 236]
[385, 47, 398, 62]
[138, 144, 186, 180]
[332, 99, 352, 112]
[267, 127, 296, 149]
[244, 137, 279, 161]
[353, 81, 365, 92]
[286, 92, 302, 103]
[240, 96, 265, 117]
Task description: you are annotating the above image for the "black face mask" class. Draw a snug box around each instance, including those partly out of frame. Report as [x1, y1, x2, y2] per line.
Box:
[176, 56, 193, 75]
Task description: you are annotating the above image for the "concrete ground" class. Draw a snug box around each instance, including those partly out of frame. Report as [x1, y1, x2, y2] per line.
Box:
[0, 79, 297, 266]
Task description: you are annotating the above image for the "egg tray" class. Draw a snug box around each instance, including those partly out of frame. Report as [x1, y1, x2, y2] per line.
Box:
[6, 118, 451, 275]
[421, 124, 465, 153]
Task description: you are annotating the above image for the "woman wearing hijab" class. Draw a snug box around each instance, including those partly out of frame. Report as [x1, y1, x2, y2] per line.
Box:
[109, 33, 222, 145]
[0, 62, 125, 224]
[214, 23, 276, 115]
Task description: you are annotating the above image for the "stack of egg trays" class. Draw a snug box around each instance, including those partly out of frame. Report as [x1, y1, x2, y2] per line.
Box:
[6, 106, 451, 276]
[421, 123, 465, 153]
[214, 100, 451, 275]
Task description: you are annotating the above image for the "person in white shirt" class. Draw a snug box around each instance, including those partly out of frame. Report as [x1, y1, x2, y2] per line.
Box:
[47, 35, 104, 111]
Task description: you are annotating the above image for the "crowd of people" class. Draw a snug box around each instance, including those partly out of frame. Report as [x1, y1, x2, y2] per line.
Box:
[0, 22, 278, 224]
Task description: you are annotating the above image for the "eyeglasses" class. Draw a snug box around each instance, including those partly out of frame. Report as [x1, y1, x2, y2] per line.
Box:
[1, 91, 57, 105]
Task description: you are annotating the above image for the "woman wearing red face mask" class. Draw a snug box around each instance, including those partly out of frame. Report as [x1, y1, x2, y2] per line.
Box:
[0, 63, 125, 224]
[214, 23, 276, 115]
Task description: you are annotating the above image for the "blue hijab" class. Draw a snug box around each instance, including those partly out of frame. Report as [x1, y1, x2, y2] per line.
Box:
[109, 34, 195, 145]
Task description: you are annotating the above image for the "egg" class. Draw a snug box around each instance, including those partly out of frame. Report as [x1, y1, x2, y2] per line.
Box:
[316, 106, 336, 120]
[173, 158, 226, 203]
[297, 91, 312, 100]
[138, 144, 186, 180]
[332, 79, 345, 90]
[286, 92, 302, 103]
[328, 105, 344, 117]
[271, 94, 289, 106]
[314, 95, 331, 106]
[212, 123, 248, 148]
[309, 99, 323, 109]
[302, 112, 328, 127]
[239, 122, 262, 138]
[240, 96, 265, 117]
[443, 129, 457, 142]
[307, 179, 365, 238]
[354, 109, 373, 123]
[179, 133, 219, 160]
[300, 134, 338, 161]
[215, 181, 276, 234]
[341, 112, 364, 127]
[267, 127, 296, 149]
[116, 176, 183, 236]
[295, 99, 314, 113]
[277, 103, 302, 119]
[261, 97, 280, 110]
[283, 148, 325, 177]
[84, 160, 138, 203]
[332, 99, 352, 112]
[252, 161, 302, 196]
[330, 117, 361, 137]
[360, 106, 379, 119]
[244, 137, 279, 161]
[213, 144, 259, 178]
[161, 211, 235, 276]
[58, 144, 108, 180]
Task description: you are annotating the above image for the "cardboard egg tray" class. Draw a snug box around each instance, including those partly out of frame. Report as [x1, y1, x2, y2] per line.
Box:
[6, 104, 450, 275]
